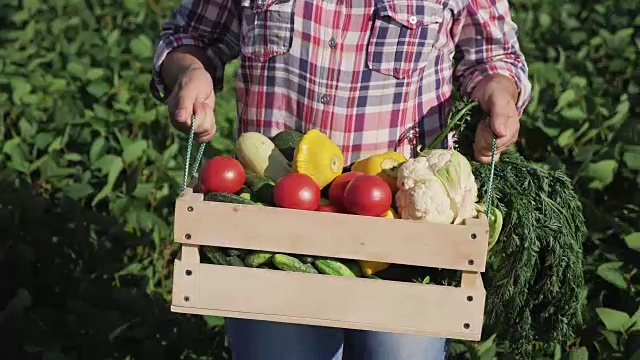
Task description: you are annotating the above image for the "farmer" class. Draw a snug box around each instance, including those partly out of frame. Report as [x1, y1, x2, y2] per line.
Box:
[151, 0, 531, 359]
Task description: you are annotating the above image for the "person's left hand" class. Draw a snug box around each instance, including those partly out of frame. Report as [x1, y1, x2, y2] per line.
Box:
[471, 74, 521, 164]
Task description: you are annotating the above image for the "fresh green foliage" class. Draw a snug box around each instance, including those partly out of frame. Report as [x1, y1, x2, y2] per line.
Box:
[0, 0, 638, 359]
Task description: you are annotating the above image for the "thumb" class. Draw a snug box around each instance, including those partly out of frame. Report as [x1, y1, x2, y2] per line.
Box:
[490, 114, 508, 137]
[171, 90, 198, 126]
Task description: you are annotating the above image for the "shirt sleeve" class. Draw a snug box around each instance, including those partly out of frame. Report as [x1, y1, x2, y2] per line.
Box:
[150, 0, 241, 102]
[452, 0, 532, 114]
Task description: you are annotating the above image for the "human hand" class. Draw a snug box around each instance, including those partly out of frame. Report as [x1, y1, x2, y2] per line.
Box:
[471, 74, 520, 164]
[166, 64, 217, 143]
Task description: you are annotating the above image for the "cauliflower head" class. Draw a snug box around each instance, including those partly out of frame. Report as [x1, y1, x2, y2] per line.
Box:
[395, 150, 478, 224]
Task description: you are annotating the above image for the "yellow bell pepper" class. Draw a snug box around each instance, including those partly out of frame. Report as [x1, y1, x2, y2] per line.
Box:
[357, 260, 390, 276]
[293, 130, 344, 189]
[351, 151, 407, 193]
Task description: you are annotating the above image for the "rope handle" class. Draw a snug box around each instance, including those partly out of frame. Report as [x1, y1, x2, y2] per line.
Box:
[485, 134, 497, 222]
[182, 115, 206, 192]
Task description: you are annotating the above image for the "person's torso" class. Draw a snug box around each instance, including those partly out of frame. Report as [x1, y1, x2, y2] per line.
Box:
[235, 0, 465, 164]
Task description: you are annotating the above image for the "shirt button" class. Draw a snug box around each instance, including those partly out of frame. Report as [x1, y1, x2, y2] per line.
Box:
[328, 37, 337, 48]
[320, 94, 329, 104]
[408, 15, 418, 25]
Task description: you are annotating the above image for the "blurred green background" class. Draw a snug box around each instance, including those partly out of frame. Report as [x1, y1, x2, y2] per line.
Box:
[0, 0, 638, 358]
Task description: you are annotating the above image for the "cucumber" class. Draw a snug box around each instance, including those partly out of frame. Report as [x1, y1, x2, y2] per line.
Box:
[344, 260, 364, 277]
[204, 192, 258, 205]
[202, 247, 228, 265]
[226, 256, 245, 267]
[243, 251, 274, 268]
[314, 258, 357, 277]
[244, 171, 276, 205]
[302, 263, 319, 274]
[226, 248, 248, 257]
[298, 256, 315, 264]
[273, 254, 318, 274]
[270, 130, 304, 162]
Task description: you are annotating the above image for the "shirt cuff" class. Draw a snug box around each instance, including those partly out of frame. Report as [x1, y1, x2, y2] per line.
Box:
[150, 34, 225, 103]
[460, 62, 532, 116]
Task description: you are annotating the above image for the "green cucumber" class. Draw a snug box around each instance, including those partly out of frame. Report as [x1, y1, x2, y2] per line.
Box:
[273, 254, 317, 274]
[204, 192, 258, 205]
[243, 251, 274, 268]
[202, 247, 228, 265]
[298, 256, 316, 264]
[226, 248, 248, 257]
[314, 258, 357, 277]
[226, 256, 245, 267]
[270, 130, 304, 162]
[344, 260, 364, 277]
[244, 171, 276, 205]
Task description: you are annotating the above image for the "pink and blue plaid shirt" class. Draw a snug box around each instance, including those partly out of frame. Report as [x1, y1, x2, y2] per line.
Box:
[151, 0, 531, 165]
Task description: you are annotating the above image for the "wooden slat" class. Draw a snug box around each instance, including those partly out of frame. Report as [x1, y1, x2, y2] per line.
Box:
[174, 198, 489, 271]
[171, 261, 485, 340]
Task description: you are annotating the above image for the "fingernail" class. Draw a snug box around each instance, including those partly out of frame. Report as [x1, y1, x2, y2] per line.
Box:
[175, 109, 186, 122]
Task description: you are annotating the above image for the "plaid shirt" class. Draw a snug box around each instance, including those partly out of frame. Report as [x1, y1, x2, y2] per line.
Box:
[151, 0, 531, 164]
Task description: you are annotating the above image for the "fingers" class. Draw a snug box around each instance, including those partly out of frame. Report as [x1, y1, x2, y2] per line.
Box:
[473, 116, 519, 164]
[193, 101, 217, 143]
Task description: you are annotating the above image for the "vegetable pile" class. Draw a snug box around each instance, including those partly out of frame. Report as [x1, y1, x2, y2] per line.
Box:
[191, 97, 586, 357]
[194, 127, 502, 279]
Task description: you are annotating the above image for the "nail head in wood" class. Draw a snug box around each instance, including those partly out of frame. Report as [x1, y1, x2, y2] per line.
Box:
[183, 296, 190, 302]
[470, 233, 477, 240]
[463, 323, 470, 329]
[187, 206, 194, 212]
[185, 269, 193, 276]
[466, 295, 473, 302]
[467, 259, 475, 266]
[185, 233, 191, 240]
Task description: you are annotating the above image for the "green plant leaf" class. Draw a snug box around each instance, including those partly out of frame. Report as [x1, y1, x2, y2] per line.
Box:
[129, 35, 153, 58]
[568, 347, 589, 360]
[596, 308, 631, 332]
[582, 160, 619, 189]
[596, 261, 627, 289]
[624, 233, 640, 252]
[202, 315, 225, 328]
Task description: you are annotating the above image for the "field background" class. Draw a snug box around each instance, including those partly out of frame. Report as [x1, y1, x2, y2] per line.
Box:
[0, 0, 638, 358]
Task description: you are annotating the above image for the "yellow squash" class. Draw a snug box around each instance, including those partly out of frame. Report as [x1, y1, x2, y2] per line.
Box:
[293, 129, 344, 188]
[357, 260, 390, 276]
[351, 151, 407, 192]
[381, 208, 398, 218]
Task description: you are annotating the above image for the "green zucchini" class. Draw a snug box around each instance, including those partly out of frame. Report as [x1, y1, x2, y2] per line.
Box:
[270, 130, 304, 162]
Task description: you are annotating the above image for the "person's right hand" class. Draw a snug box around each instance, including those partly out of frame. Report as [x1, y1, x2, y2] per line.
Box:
[166, 64, 217, 143]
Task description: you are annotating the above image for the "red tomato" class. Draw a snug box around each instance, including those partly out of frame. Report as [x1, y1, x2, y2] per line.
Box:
[343, 175, 392, 216]
[199, 156, 246, 194]
[328, 171, 365, 210]
[316, 204, 341, 213]
[274, 173, 321, 210]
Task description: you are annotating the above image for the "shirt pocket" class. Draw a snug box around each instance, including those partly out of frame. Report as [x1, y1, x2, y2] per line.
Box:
[240, 0, 296, 62]
[367, 0, 445, 79]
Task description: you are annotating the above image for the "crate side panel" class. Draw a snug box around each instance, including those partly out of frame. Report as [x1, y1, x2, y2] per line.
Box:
[171, 262, 485, 338]
[173, 200, 489, 271]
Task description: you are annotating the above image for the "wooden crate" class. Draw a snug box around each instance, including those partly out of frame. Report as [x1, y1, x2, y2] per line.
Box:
[170, 178, 490, 341]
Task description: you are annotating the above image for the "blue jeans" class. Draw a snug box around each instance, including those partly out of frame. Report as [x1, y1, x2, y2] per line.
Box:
[226, 318, 447, 360]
